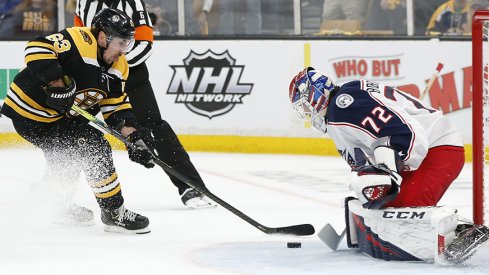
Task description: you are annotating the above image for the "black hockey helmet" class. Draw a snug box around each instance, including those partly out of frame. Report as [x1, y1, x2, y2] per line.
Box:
[91, 8, 135, 41]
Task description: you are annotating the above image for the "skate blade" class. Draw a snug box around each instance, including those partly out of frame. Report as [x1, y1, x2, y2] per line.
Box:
[103, 225, 151, 234]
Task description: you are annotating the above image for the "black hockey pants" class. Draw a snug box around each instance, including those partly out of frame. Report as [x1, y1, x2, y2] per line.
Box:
[12, 117, 124, 209]
[125, 63, 206, 194]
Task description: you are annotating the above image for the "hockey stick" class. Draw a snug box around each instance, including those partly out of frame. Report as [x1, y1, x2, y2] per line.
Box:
[317, 223, 346, 251]
[419, 62, 443, 100]
[71, 105, 315, 236]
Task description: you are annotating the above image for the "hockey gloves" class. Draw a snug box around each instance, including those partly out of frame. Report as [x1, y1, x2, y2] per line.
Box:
[44, 75, 77, 114]
[350, 164, 402, 209]
[127, 128, 156, 168]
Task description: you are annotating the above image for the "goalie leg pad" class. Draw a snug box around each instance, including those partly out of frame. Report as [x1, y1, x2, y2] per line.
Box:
[345, 197, 358, 248]
[346, 198, 458, 262]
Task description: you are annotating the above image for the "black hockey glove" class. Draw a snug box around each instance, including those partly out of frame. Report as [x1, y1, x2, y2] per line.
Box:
[44, 75, 77, 114]
[126, 128, 156, 168]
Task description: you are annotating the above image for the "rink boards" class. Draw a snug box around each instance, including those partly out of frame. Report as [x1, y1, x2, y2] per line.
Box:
[0, 39, 474, 159]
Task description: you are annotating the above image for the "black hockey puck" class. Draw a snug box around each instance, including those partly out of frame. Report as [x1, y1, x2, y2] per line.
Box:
[287, 242, 301, 248]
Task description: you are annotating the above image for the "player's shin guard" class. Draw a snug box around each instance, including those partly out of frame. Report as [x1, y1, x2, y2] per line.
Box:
[89, 172, 124, 209]
[89, 172, 150, 234]
[344, 197, 458, 262]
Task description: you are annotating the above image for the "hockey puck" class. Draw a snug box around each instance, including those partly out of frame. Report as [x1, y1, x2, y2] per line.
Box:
[287, 242, 301, 248]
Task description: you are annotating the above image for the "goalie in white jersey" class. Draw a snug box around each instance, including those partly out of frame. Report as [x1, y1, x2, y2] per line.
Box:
[289, 67, 489, 263]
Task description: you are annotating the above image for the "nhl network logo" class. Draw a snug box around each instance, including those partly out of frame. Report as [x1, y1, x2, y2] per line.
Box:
[166, 50, 253, 119]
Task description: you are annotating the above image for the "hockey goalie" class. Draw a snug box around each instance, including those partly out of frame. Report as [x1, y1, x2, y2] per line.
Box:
[288, 67, 489, 264]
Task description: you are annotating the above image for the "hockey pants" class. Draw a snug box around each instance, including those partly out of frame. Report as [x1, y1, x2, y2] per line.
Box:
[384, 146, 465, 208]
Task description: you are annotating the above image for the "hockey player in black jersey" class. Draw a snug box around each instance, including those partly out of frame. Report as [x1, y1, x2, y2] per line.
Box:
[75, 0, 215, 209]
[1, 8, 154, 234]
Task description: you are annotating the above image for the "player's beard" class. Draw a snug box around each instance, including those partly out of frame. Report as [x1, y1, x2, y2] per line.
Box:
[102, 49, 121, 64]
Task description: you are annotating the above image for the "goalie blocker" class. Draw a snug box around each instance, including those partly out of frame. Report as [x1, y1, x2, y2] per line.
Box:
[344, 197, 489, 264]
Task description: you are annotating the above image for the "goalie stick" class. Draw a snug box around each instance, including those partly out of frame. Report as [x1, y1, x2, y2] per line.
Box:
[317, 223, 346, 251]
[71, 105, 315, 236]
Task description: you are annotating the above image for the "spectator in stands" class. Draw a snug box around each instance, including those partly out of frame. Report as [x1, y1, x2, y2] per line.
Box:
[0, 0, 22, 38]
[146, 0, 174, 35]
[426, 0, 470, 35]
[364, 0, 407, 35]
[413, 0, 446, 35]
[261, 0, 293, 34]
[470, 0, 489, 15]
[185, 0, 213, 35]
[12, 0, 57, 39]
[65, 0, 76, 27]
[321, 0, 368, 23]
[0, 0, 22, 15]
[217, 0, 261, 35]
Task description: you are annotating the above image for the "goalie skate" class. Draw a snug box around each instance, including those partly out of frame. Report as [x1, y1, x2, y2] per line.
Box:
[181, 188, 217, 209]
[444, 224, 489, 264]
[101, 205, 150, 234]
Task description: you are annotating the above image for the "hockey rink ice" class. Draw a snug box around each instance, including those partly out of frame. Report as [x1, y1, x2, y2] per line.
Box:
[1, 148, 488, 275]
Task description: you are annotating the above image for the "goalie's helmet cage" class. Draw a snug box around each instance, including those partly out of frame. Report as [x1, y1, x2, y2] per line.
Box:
[289, 67, 334, 132]
[472, 10, 489, 225]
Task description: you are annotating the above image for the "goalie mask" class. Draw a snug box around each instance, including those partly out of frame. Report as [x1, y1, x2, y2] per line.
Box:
[289, 67, 335, 133]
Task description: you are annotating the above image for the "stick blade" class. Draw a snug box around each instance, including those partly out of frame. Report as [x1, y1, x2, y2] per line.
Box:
[270, 224, 315, 236]
[317, 223, 345, 251]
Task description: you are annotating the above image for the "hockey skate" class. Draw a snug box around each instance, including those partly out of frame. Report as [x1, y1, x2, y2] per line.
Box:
[101, 205, 150, 234]
[444, 224, 489, 264]
[181, 188, 217, 209]
[54, 203, 94, 226]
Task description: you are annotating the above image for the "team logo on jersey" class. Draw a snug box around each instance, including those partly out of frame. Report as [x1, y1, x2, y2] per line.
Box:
[79, 29, 92, 44]
[166, 50, 253, 119]
[67, 89, 105, 117]
[336, 94, 354, 108]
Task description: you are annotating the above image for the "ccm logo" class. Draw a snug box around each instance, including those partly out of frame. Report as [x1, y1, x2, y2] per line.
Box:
[382, 211, 426, 219]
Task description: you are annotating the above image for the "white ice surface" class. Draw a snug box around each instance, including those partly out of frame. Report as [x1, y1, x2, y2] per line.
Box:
[0, 149, 488, 275]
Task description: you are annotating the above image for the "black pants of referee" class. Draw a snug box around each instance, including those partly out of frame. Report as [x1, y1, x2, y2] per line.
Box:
[12, 117, 124, 209]
[125, 63, 206, 195]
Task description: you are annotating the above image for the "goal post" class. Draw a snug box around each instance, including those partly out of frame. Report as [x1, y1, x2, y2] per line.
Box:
[472, 10, 489, 225]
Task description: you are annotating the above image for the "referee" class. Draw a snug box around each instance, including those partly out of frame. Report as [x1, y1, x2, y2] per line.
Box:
[74, 0, 214, 208]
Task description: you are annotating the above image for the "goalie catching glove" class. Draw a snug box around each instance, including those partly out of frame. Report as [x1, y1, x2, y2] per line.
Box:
[127, 127, 156, 169]
[44, 75, 77, 114]
[350, 146, 403, 209]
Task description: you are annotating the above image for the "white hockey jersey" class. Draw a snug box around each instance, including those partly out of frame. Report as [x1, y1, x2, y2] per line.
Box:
[326, 80, 463, 171]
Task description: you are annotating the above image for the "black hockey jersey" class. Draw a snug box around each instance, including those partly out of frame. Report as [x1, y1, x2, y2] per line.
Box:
[1, 26, 134, 128]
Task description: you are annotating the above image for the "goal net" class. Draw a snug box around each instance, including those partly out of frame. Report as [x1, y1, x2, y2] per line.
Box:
[472, 10, 489, 225]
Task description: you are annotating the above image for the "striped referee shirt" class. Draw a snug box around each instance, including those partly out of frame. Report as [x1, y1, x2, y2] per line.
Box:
[74, 0, 154, 67]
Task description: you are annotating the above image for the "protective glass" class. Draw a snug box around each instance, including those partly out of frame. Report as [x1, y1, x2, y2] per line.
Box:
[107, 35, 134, 54]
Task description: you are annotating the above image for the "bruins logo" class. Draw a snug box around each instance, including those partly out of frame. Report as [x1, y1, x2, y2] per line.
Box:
[67, 89, 105, 117]
[79, 29, 93, 45]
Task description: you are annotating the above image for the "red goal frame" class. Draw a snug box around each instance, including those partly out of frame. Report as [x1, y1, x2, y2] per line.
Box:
[472, 10, 489, 225]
